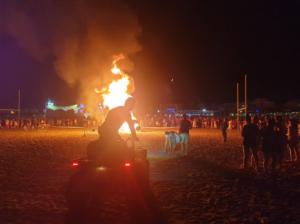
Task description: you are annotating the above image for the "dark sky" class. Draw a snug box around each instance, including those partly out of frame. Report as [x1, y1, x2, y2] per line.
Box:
[1, 0, 300, 108]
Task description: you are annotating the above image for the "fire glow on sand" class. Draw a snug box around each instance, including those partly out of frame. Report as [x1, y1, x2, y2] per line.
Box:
[96, 55, 138, 133]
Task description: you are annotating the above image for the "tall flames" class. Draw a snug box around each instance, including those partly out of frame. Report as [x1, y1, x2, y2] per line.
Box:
[96, 55, 137, 132]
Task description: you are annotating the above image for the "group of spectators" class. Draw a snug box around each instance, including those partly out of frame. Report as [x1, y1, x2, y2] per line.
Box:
[141, 114, 179, 127]
[1, 113, 299, 173]
[0, 118, 99, 129]
[140, 114, 240, 129]
[175, 114, 299, 173]
[241, 115, 299, 173]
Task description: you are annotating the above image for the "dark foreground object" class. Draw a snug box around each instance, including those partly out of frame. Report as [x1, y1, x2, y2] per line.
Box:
[66, 144, 166, 224]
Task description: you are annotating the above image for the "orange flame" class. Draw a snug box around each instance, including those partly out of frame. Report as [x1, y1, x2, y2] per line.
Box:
[97, 55, 138, 133]
[111, 64, 121, 75]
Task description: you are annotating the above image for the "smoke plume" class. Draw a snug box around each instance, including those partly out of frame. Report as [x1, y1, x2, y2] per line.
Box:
[0, 0, 141, 117]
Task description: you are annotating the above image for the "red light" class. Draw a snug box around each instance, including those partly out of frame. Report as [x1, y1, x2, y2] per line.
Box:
[72, 162, 79, 167]
[124, 162, 131, 167]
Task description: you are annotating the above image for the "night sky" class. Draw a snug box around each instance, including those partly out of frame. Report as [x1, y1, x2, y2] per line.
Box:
[0, 0, 300, 109]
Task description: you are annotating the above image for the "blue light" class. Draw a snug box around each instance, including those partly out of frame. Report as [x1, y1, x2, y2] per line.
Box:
[47, 99, 54, 108]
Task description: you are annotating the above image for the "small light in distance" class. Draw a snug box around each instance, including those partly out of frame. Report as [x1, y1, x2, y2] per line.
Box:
[124, 162, 131, 167]
[96, 166, 107, 172]
[72, 162, 79, 167]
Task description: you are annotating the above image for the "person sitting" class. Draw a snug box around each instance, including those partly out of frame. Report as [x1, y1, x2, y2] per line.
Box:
[87, 97, 137, 160]
[99, 97, 137, 142]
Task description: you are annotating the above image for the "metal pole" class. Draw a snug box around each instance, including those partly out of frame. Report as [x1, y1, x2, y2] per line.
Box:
[237, 82, 239, 129]
[244, 74, 247, 117]
[18, 89, 21, 125]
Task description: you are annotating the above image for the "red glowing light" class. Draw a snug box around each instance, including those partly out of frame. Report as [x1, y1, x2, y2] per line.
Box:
[72, 162, 79, 167]
[124, 162, 131, 167]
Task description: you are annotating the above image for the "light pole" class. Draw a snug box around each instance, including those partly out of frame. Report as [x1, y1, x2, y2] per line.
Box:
[236, 74, 248, 129]
[18, 89, 21, 124]
[237, 82, 239, 129]
[244, 74, 247, 117]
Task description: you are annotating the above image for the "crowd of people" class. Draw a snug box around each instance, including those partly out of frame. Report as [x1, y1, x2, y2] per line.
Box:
[140, 114, 240, 129]
[1, 113, 248, 131]
[162, 114, 299, 174]
[1, 111, 299, 173]
[0, 118, 99, 129]
[241, 115, 299, 173]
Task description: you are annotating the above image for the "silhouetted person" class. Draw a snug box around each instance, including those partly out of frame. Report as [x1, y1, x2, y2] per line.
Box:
[242, 115, 260, 169]
[220, 118, 228, 142]
[87, 97, 137, 159]
[261, 118, 279, 173]
[288, 118, 299, 162]
[179, 113, 192, 156]
[99, 97, 137, 142]
[276, 116, 288, 169]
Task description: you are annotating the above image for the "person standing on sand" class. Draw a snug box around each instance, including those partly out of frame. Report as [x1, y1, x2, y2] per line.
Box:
[179, 114, 192, 156]
[261, 118, 279, 173]
[241, 115, 260, 169]
[276, 116, 288, 169]
[288, 118, 299, 162]
[221, 118, 229, 142]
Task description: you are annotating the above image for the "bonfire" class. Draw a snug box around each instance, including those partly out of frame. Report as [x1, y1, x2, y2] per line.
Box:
[96, 55, 138, 132]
